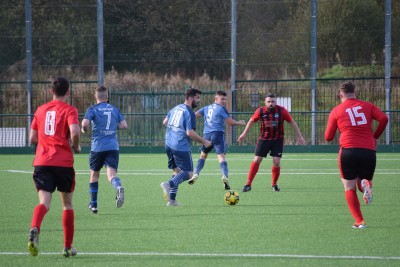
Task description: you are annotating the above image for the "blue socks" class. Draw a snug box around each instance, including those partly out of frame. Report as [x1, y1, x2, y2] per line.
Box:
[195, 159, 228, 177]
[169, 172, 189, 187]
[89, 182, 98, 207]
[90, 177, 122, 207]
[220, 161, 228, 177]
[194, 158, 205, 174]
[111, 177, 122, 190]
[168, 172, 189, 201]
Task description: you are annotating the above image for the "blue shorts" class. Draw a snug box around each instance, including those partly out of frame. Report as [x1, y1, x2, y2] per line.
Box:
[89, 150, 119, 171]
[200, 131, 226, 155]
[165, 145, 193, 172]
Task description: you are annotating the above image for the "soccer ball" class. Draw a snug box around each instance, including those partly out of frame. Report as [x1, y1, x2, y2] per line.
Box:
[224, 191, 239, 205]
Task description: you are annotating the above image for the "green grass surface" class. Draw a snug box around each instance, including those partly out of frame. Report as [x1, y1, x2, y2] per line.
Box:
[0, 153, 399, 266]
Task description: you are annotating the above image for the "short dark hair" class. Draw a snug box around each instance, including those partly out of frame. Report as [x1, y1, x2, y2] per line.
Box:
[266, 93, 276, 98]
[96, 85, 108, 99]
[96, 85, 107, 92]
[185, 88, 202, 99]
[51, 77, 69, 96]
[339, 81, 355, 94]
[216, 90, 227, 97]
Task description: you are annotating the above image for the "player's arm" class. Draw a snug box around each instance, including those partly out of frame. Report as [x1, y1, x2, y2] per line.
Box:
[29, 129, 38, 144]
[30, 115, 38, 144]
[225, 117, 246, 126]
[70, 124, 81, 153]
[81, 118, 90, 133]
[281, 108, 305, 144]
[324, 112, 337, 142]
[195, 111, 203, 119]
[237, 119, 255, 142]
[163, 116, 168, 127]
[187, 129, 212, 148]
[118, 120, 128, 130]
[372, 108, 389, 139]
[289, 119, 305, 145]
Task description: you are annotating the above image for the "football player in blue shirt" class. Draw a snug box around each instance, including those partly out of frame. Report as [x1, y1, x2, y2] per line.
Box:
[160, 88, 212, 206]
[81, 86, 128, 213]
[188, 91, 246, 189]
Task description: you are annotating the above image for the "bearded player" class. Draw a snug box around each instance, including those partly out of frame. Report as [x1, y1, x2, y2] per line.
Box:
[238, 93, 305, 192]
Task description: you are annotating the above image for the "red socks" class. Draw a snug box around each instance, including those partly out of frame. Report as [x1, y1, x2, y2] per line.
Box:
[345, 190, 364, 224]
[62, 210, 75, 249]
[246, 164, 282, 186]
[272, 166, 281, 186]
[31, 204, 75, 249]
[246, 162, 260, 186]
[31, 204, 48, 232]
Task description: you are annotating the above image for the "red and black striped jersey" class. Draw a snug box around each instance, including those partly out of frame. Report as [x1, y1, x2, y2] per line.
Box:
[251, 105, 293, 140]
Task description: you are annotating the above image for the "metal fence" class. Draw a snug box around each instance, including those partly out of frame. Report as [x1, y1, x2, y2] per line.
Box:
[1, 78, 399, 148]
[1, 110, 399, 148]
[1, 1, 400, 149]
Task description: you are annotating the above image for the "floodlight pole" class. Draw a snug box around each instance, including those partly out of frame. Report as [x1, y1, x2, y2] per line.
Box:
[231, 0, 237, 143]
[25, 0, 32, 146]
[310, 0, 317, 146]
[97, 0, 104, 86]
[384, 0, 391, 144]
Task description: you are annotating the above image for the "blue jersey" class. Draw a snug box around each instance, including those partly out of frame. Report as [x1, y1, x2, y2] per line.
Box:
[198, 103, 229, 134]
[84, 102, 125, 152]
[165, 104, 196, 151]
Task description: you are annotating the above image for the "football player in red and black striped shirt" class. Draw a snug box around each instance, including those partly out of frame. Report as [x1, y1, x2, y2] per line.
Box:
[238, 93, 305, 192]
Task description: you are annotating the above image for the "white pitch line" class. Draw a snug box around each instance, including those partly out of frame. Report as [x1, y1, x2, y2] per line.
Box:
[0, 251, 399, 260]
[1, 170, 399, 176]
[3, 170, 31, 173]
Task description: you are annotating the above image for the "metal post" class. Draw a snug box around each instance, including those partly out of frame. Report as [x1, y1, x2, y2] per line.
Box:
[310, 0, 317, 145]
[231, 0, 237, 143]
[384, 0, 391, 144]
[97, 0, 104, 86]
[25, 0, 32, 146]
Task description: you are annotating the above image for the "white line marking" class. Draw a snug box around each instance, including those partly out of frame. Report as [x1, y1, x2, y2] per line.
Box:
[2, 170, 399, 176]
[4, 170, 31, 173]
[0, 251, 399, 260]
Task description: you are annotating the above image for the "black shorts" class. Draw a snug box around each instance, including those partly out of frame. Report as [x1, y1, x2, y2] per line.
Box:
[33, 166, 76, 193]
[339, 148, 376, 180]
[255, 139, 284, 158]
